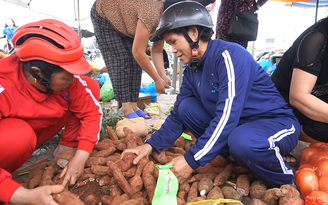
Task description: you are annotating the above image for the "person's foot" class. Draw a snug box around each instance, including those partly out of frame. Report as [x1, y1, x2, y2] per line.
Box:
[283, 153, 298, 166]
[53, 144, 74, 158]
[135, 109, 151, 119]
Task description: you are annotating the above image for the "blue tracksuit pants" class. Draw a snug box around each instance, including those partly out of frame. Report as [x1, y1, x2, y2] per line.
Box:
[178, 97, 300, 187]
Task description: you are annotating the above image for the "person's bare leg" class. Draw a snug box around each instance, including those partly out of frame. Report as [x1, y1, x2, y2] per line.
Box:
[283, 126, 319, 163]
[53, 144, 74, 158]
[122, 102, 134, 117]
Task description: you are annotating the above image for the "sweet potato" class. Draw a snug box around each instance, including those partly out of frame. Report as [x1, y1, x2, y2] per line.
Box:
[28, 169, 43, 189]
[42, 166, 54, 181]
[278, 184, 302, 205]
[250, 180, 267, 199]
[221, 186, 242, 201]
[52, 189, 84, 205]
[143, 173, 156, 203]
[151, 151, 167, 164]
[85, 156, 108, 167]
[111, 193, 130, 205]
[165, 151, 182, 158]
[187, 182, 199, 203]
[184, 142, 191, 151]
[124, 127, 138, 148]
[107, 161, 134, 197]
[188, 172, 217, 183]
[107, 126, 119, 141]
[79, 173, 96, 181]
[198, 178, 214, 196]
[174, 136, 185, 148]
[213, 163, 233, 186]
[153, 119, 165, 129]
[94, 138, 115, 150]
[250, 199, 267, 205]
[84, 194, 100, 205]
[74, 179, 89, 188]
[207, 186, 224, 203]
[177, 197, 186, 205]
[123, 166, 137, 178]
[177, 181, 190, 201]
[115, 153, 136, 172]
[242, 196, 253, 205]
[189, 196, 206, 202]
[129, 175, 143, 193]
[90, 165, 113, 176]
[210, 155, 228, 168]
[170, 147, 186, 155]
[135, 137, 144, 146]
[99, 175, 111, 186]
[236, 174, 254, 196]
[135, 157, 149, 176]
[90, 146, 116, 157]
[110, 185, 123, 198]
[196, 163, 224, 174]
[142, 161, 155, 176]
[121, 197, 149, 205]
[113, 139, 127, 151]
[261, 188, 287, 205]
[100, 195, 114, 205]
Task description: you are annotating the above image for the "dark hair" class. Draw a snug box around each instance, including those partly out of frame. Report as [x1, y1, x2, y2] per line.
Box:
[168, 26, 212, 42]
[23, 60, 64, 81]
[4, 18, 17, 28]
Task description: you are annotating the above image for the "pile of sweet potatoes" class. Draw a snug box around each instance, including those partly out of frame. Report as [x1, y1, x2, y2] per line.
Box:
[11, 125, 302, 205]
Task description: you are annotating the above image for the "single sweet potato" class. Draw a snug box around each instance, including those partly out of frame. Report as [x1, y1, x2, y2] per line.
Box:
[142, 161, 155, 176]
[187, 182, 198, 203]
[107, 126, 119, 141]
[123, 166, 137, 178]
[188, 173, 217, 183]
[109, 185, 123, 198]
[207, 186, 224, 203]
[42, 166, 54, 181]
[108, 161, 134, 197]
[213, 163, 233, 186]
[278, 184, 302, 205]
[210, 155, 228, 168]
[135, 157, 149, 176]
[151, 151, 167, 164]
[84, 194, 100, 205]
[99, 175, 111, 186]
[261, 188, 287, 205]
[91, 165, 113, 176]
[85, 156, 108, 167]
[196, 163, 224, 174]
[221, 186, 242, 201]
[129, 175, 143, 193]
[100, 195, 114, 205]
[170, 147, 186, 155]
[111, 193, 130, 205]
[236, 174, 254, 196]
[198, 178, 214, 196]
[115, 153, 137, 172]
[121, 197, 149, 205]
[174, 136, 185, 148]
[52, 190, 84, 205]
[143, 173, 156, 203]
[28, 169, 43, 189]
[94, 138, 115, 150]
[124, 127, 138, 149]
[90, 146, 116, 157]
[250, 180, 267, 199]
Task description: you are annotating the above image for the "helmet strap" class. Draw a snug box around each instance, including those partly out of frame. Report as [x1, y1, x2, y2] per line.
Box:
[181, 28, 205, 72]
[28, 61, 54, 94]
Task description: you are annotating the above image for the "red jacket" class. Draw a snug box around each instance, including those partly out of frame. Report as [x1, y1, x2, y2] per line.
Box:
[0, 55, 102, 202]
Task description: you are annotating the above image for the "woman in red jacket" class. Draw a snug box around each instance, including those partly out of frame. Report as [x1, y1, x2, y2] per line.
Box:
[0, 19, 102, 204]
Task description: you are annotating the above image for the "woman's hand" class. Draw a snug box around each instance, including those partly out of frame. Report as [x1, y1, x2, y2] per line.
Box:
[10, 185, 64, 205]
[154, 78, 169, 94]
[169, 155, 193, 184]
[121, 143, 153, 165]
[59, 150, 90, 187]
[161, 75, 172, 87]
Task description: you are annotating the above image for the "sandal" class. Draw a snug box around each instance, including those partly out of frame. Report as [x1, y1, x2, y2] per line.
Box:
[135, 109, 151, 119]
[283, 153, 298, 167]
[125, 112, 139, 119]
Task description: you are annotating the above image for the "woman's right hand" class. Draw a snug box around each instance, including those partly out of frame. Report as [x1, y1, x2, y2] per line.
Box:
[10, 185, 64, 205]
[121, 143, 153, 165]
[155, 78, 169, 94]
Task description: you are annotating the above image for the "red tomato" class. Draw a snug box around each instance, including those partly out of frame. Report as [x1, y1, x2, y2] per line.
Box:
[295, 169, 319, 198]
[319, 175, 328, 194]
[300, 146, 320, 166]
[317, 159, 328, 178]
[310, 142, 328, 149]
[305, 191, 328, 205]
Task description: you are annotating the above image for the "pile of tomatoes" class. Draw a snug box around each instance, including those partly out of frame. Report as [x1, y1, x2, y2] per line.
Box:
[295, 142, 328, 204]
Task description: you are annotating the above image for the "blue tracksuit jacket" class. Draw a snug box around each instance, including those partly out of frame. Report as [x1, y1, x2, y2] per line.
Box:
[146, 39, 298, 169]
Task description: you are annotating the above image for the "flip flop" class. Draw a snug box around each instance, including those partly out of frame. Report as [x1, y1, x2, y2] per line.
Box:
[283, 153, 298, 167]
[135, 109, 151, 119]
[125, 112, 139, 119]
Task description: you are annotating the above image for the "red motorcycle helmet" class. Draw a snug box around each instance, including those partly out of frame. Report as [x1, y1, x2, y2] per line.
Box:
[11, 19, 90, 75]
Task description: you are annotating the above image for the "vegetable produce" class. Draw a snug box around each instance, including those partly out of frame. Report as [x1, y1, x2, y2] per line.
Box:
[198, 178, 214, 196]
[52, 189, 84, 205]
[213, 163, 233, 186]
[295, 169, 319, 198]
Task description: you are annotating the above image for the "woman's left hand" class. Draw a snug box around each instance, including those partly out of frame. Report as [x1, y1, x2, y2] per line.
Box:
[169, 155, 193, 184]
[59, 150, 90, 187]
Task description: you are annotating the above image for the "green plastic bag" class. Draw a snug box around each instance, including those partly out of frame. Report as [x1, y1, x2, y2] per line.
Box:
[152, 164, 179, 205]
[99, 80, 114, 102]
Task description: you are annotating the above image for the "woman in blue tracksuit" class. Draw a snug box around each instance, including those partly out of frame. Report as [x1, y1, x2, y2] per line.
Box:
[123, 1, 300, 187]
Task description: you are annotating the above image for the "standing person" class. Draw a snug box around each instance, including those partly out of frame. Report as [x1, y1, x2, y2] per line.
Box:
[215, 0, 268, 48]
[0, 19, 102, 205]
[271, 17, 328, 164]
[2, 18, 18, 52]
[123, 1, 300, 187]
[90, 0, 214, 119]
